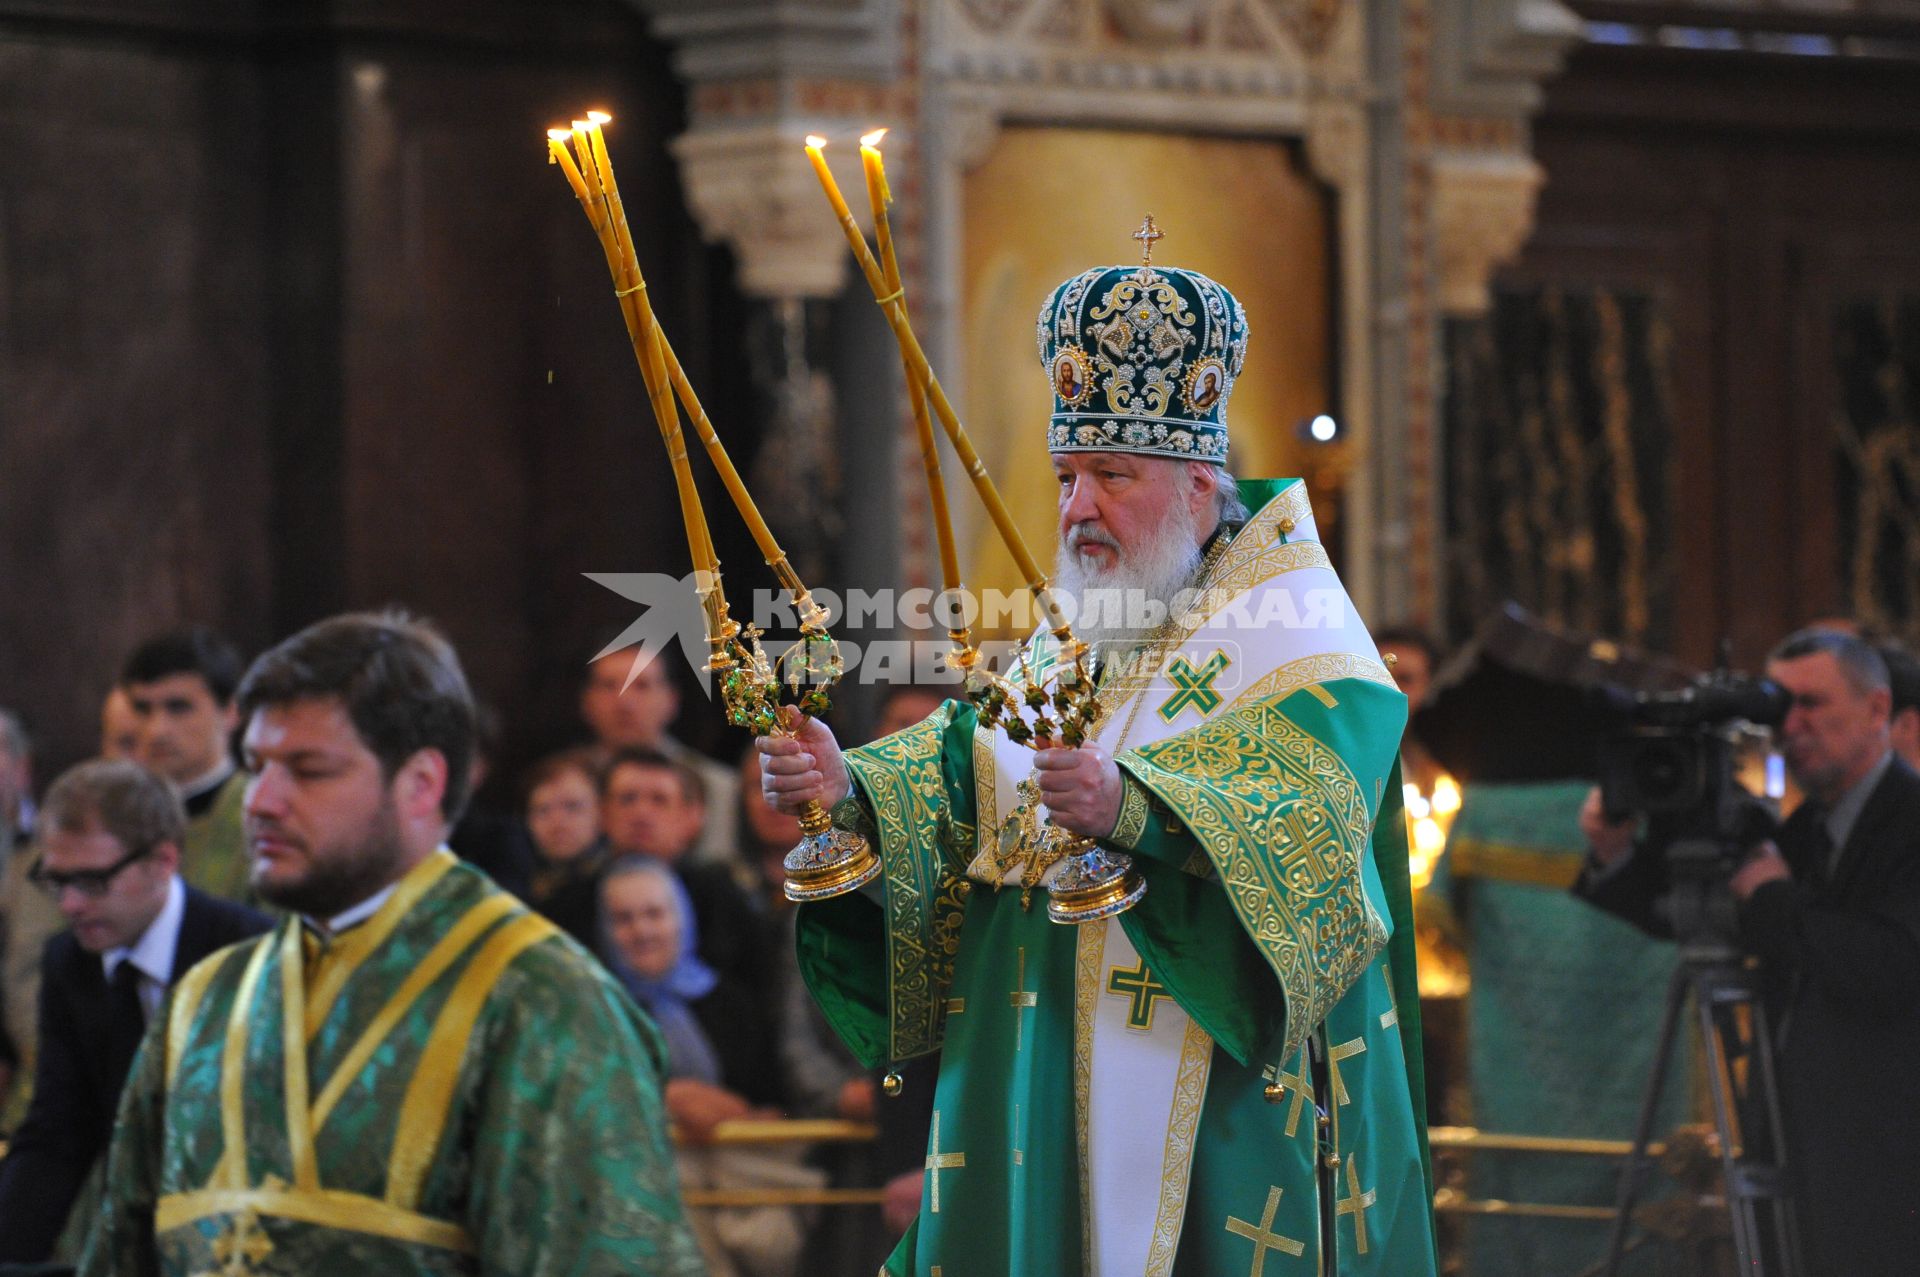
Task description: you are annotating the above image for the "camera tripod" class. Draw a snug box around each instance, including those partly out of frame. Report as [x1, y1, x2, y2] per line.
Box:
[1594, 927, 1802, 1277]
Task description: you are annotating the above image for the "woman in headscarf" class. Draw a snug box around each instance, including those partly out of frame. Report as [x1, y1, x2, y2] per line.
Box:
[598, 855, 786, 1135]
[600, 856, 812, 1277]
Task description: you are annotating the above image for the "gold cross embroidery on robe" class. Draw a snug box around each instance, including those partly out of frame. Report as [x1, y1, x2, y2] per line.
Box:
[1261, 1056, 1314, 1138]
[1327, 1036, 1366, 1106]
[1105, 957, 1174, 1031]
[1009, 946, 1038, 1052]
[1225, 1185, 1306, 1275]
[1160, 651, 1231, 722]
[1380, 964, 1399, 1030]
[924, 1111, 966, 1214]
[195, 1207, 274, 1277]
[1336, 1152, 1378, 1254]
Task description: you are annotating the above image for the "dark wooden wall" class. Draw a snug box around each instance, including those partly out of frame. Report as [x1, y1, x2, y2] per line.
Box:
[1453, 35, 1920, 670]
[0, 0, 757, 777]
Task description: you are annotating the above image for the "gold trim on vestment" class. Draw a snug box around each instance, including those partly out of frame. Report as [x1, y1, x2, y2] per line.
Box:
[167, 943, 239, 1091]
[1143, 1016, 1214, 1276]
[278, 927, 318, 1190]
[1219, 653, 1397, 720]
[1123, 700, 1388, 1067]
[1269, 479, 1313, 537]
[215, 939, 274, 1189]
[309, 892, 520, 1134]
[845, 709, 967, 1061]
[155, 1186, 475, 1254]
[305, 851, 457, 1038]
[966, 725, 1001, 881]
[1073, 920, 1107, 1274]
[974, 726, 997, 841]
[387, 911, 558, 1210]
[1111, 776, 1152, 849]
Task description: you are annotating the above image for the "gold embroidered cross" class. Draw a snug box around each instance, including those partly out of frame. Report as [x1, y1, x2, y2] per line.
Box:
[1105, 957, 1174, 1031]
[1225, 1185, 1306, 1274]
[1262, 1056, 1314, 1137]
[1380, 964, 1399, 1030]
[1273, 803, 1342, 889]
[1336, 1153, 1378, 1254]
[195, 1208, 274, 1276]
[1009, 946, 1038, 1052]
[1328, 1036, 1367, 1106]
[1134, 214, 1165, 269]
[924, 1110, 966, 1213]
[1013, 1103, 1025, 1168]
[1160, 652, 1230, 722]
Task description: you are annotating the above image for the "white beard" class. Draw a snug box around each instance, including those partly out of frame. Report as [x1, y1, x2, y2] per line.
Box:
[1053, 517, 1207, 665]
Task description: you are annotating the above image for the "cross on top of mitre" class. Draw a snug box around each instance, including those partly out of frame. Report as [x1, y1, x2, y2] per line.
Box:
[1133, 214, 1165, 278]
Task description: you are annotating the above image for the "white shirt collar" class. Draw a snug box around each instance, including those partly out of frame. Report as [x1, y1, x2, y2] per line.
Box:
[103, 874, 187, 996]
[305, 880, 400, 939]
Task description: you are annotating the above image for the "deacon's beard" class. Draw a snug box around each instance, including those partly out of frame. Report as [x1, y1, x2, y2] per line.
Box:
[250, 796, 409, 921]
[1053, 517, 1207, 666]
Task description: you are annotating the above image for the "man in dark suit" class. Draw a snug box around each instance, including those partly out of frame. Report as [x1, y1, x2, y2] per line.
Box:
[1576, 628, 1920, 1275]
[0, 759, 268, 1263]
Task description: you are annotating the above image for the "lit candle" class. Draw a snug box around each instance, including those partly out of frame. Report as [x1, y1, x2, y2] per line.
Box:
[556, 117, 717, 585]
[547, 129, 589, 202]
[550, 114, 822, 609]
[859, 129, 966, 639]
[804, 134, 1069, 637]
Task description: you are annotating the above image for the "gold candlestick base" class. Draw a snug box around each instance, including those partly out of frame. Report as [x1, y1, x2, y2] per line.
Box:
[783, 801, 882, 902]
[1043, 840, 1147, 925]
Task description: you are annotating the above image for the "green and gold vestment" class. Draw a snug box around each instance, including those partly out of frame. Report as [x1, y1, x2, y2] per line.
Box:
[181, 771, 252, 905]
[798, 480, 1437, 1275]
[80, 850, 705, 1276]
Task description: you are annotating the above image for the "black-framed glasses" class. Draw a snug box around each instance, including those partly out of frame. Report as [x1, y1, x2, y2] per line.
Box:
[28, 844, 154, 899]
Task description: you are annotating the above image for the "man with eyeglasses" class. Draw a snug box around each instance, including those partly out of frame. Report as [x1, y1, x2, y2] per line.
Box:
[0, 759, 267, 1264]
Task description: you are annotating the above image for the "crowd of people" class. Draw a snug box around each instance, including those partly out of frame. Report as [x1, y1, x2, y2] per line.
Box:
[0, 622, 945, 1275]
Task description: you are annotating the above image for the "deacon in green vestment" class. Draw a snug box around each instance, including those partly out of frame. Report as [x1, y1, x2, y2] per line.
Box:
[761, 255, 1439, 1275]
[121, 628, 257, 905]
[84, 611, 704, 1277]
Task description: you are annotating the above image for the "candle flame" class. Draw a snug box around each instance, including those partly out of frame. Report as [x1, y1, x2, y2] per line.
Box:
[571, 120, 590, 133]
[860, 128, 888, 149]
[586, 110, 612, 125]
[805, 134, 829, 150]
[547, 128, 572, 141]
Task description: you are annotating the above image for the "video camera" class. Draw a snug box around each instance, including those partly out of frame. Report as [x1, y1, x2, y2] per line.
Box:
[1595, 670, 1790, 942]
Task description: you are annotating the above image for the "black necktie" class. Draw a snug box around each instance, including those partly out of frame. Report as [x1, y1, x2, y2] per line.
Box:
[108, 959, 148, 1068]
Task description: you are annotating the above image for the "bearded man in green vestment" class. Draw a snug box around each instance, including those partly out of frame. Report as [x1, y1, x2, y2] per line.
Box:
[760, 257, 1439, 1275]
[83, 611, 705, 1276]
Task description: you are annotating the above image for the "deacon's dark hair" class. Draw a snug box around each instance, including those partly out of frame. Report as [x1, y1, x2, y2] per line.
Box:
[237, 610, 477, 821]
[1877, 642, 1920, 716]
[122, 626, 246, 704]
[602, 746, 706, 808]
[1769, 627, 1890, 697]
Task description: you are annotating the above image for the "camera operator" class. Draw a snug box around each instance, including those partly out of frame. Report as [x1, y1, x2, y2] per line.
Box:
[1574, 628, 1920, 1277]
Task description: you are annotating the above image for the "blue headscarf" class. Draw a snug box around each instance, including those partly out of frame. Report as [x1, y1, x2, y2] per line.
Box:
[599, 858, 723, 1084]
